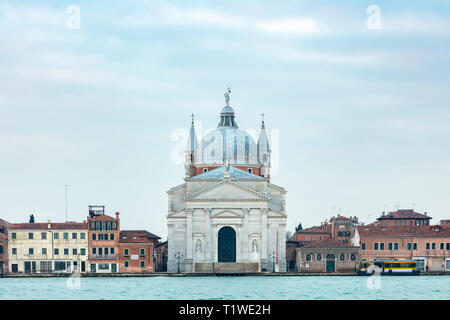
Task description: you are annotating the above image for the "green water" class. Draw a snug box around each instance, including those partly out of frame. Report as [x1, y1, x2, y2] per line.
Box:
[0, 276, 449, 300]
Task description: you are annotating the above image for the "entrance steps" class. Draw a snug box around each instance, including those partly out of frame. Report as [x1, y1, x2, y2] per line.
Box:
[194, 262, 259, 273]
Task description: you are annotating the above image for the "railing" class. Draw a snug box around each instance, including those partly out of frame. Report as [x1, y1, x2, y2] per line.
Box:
[89, 254, 118, 260]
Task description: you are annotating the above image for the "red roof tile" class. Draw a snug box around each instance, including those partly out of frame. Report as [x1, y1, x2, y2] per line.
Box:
[9, 222, 88, 230]
[358, 224, 450, 237]
[119, 230, 160, 243]
[301, 238, 357, 249]
[377, 209, 431, 220]
[295, 225, 330, 234]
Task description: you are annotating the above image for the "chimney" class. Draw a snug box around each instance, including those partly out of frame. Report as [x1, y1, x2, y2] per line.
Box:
[115, 212, 120, 219]
[47, 220, 51, 229]
[424, 212, 427, 216]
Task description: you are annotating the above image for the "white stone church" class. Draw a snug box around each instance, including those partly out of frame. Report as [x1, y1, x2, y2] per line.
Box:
[167, 89, 287, 273]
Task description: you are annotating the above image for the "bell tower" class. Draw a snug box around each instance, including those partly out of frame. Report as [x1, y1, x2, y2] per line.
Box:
[185, 114, 197, 177]
[257, 113, 271, 178]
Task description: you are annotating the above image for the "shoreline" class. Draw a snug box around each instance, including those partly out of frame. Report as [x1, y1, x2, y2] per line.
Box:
[2, 271, 450, 278]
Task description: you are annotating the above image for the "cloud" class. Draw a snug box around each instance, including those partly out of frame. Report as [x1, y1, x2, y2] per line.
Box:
[120, 4, 320, 35]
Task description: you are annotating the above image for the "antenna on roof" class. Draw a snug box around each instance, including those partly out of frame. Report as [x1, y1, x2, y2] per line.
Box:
[65, 185, 69, 222]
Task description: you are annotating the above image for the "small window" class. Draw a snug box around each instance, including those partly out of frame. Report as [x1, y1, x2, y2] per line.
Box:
[432, 243, 436, 250]
[80, 233, 86, 239]
[413, 243, 418, 250]
[140, 248, 145, 257]
[12, 248, 17, 255]
[104, 233, 108, 241]
[380, 243, 385, 250]
[440, 243, 444, 250]
[124, 261, 129, 268]
[203, 168, 208, 173]
[28, 233, 34, 240]
[374, 243, 379, 250]
[388, 243, 393, 251]
[72, 248, 77, 255]
[426, 243, 430, 250]
[63, 233, 68, 239]
[350, 254, 356, 261]
[29, 248, 34, 255]
[54, 248, 59, 255]
[105, 248, 109, 255]
[92, 248, 97, 255]
[98, 234, 104, 241]
[247, 168, 252, 174]
[64, 248, 69, 255]
[12, 232, 16, 239]
[110, 233, 115, 240]
[394, 243, 399, 251]
[305, 254, 311, 262]
[361, 243, 366, 251]
[81, 248, 86, 255]
[124, 248, 129, 257]
[316, 253, 322, 261]
[446, 243, 450, 250]
[110, 248, 115, 255]
[92, 234, 97, 241]
[54, 233, 59, 239]
[340, 254, 345, 261]
[72, 233, 77, 239]
[42, 248, 47, 255]
[140, 260, 145, 268]
[41, 233, 47, 240]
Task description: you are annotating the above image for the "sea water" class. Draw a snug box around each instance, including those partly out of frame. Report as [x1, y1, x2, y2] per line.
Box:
[0, 276, 449, 300]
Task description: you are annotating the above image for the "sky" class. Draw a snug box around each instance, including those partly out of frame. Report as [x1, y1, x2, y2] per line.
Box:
[1, 0, 450, 239]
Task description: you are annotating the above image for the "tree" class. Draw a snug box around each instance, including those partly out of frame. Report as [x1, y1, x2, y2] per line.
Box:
[295, 223, 303, 232]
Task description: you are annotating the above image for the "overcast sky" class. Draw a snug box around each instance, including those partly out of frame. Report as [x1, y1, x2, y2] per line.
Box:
[1, 0, 450, 239]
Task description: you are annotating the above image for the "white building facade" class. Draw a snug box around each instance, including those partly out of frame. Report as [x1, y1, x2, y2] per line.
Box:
[167, 90, 287, 273]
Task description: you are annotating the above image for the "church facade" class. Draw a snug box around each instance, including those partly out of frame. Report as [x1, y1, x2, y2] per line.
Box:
[167, 89, 287, 273]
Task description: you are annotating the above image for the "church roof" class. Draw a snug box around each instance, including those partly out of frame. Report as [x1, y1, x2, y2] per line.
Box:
[192, 165, 263, 179]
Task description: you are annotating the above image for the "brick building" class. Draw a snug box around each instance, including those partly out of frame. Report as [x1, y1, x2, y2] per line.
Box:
[376, 209, 431, 226]
[357, 224, 450, 272]
[0, 218, 10, 275]
[155, 240, 168, 272]
[296, 239, 360, 273]
[87, 207, 120, 273]
[118, 230, 160, 273]
[329, 215, 360, 243]
[7, 221, 88, 273]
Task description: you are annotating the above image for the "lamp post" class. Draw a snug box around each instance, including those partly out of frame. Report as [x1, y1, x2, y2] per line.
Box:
[175, 252, 183, 273]
[270, 251, 276, 273]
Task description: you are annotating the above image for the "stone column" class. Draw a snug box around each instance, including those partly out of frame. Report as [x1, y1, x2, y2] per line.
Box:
[243, 208, 249, 261]
[205, 208, 212, 261]
[185, 208, 193, 272]
[261, 208, 268, 271]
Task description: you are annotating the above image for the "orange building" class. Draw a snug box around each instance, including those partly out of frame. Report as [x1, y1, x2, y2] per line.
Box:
[291, 225, 331, 242]
[376, 209, 431, 226]
[357, 224, 450, 272]
[118, 230, 160, 273]
[87, 207, 120, 273]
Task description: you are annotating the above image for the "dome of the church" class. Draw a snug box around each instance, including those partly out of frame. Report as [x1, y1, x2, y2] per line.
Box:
[195, 127, 258, 165]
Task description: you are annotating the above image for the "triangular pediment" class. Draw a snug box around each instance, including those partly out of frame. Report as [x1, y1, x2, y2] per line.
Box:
[212, 209, 242, 218]
[185, 180, 269, 201]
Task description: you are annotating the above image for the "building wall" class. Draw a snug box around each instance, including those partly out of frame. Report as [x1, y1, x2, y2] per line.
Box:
[360, 236, 450, 271]
[195, 166, 260, 177]
[0, 237, 7, 274]
[292, 233, 329, 242]
[87, 216, 120, 273]
[118, 243, 154, 273]
[296, 247, 360, 273]
[8, 228, 88, 273]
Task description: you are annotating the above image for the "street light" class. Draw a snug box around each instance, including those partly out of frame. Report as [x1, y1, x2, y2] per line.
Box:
[270, 251, 276, 273]
[174, 252, 183, 273]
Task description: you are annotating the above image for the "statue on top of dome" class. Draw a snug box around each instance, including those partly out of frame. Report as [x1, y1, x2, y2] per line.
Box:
[224, 87, 231, 106]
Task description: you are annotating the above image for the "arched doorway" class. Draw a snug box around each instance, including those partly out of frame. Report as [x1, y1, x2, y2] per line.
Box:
[326, 254, 335, 272]
[218, 227, 236, 262]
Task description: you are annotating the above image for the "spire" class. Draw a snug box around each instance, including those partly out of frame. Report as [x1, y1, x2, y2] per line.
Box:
[217, 87, 238, 128]
[186, 113, 197, 152]
[257, 113, 271, 178]
[258, 113, 270, 153]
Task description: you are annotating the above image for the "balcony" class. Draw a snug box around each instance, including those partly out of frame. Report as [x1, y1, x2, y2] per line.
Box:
[89, 254, 118, 260]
